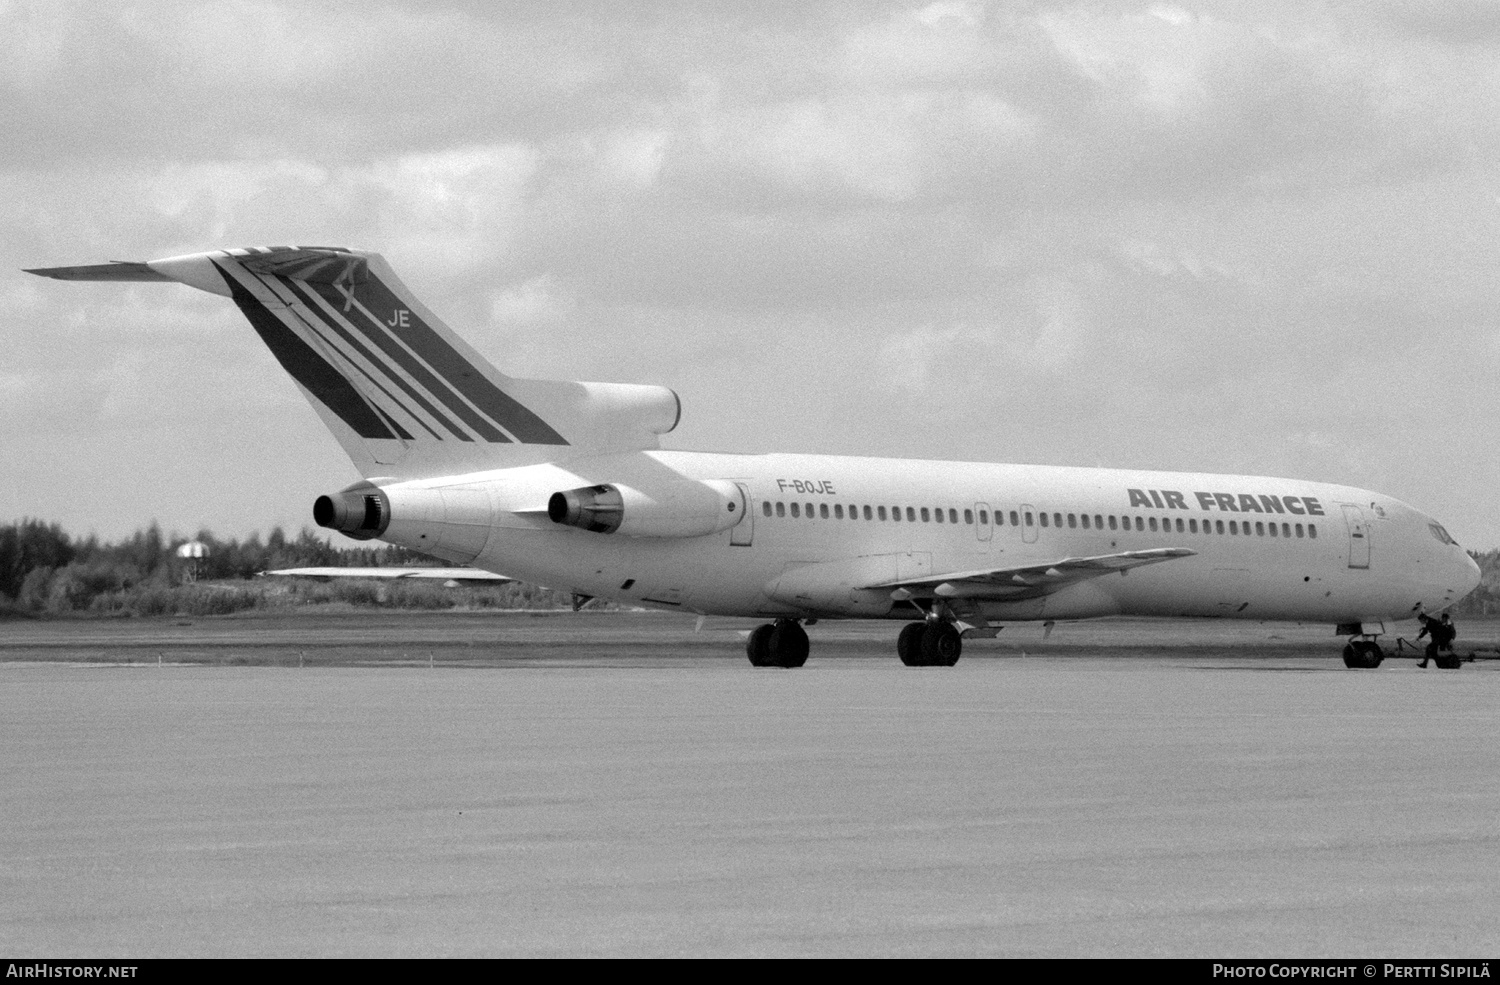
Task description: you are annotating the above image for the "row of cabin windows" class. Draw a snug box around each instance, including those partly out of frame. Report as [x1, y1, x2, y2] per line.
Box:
[760, 499, 1318, 539]
[764, 501, 971, 523]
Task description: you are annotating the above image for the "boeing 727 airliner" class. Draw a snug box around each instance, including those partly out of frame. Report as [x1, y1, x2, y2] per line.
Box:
[27, 247, 1481, 668]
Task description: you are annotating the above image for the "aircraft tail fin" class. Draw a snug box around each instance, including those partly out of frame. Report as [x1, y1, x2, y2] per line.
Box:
[27, 247, 680, 479]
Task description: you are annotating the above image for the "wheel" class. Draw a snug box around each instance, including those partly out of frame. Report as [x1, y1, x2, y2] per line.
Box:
[746, 623, 775, 667]
[920, 622, 962, 667]
[897, 622, 927, 666]
[1342, 643, 1361, 668]
[768, 619, 809, 668]
[1342, 641, 1382, 669]
[1361, 641, 1384, 668]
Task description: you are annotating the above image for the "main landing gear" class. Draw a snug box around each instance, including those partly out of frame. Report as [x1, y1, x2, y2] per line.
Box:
[896, 620, 962, 667]
[746, 618, 809, 668]
[744, 617, 964, 668]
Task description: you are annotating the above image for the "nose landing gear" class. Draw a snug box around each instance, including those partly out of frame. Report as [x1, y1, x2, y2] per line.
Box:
[1341, 639, 1385, 669]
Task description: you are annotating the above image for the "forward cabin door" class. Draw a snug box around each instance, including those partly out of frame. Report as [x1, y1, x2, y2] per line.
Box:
[974, 502, 992, 542]
[1341, 504, 1370, 569]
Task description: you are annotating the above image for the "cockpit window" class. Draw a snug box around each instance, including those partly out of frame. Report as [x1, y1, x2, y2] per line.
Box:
[1429, 523, 1457, 546]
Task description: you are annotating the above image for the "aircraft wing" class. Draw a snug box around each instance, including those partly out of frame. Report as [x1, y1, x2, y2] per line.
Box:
[866, 548, 1196, 601]
[260, 567, 511, 585]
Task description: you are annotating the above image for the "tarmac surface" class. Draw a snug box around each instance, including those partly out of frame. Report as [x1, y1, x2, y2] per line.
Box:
[3, 611, 1499, 957]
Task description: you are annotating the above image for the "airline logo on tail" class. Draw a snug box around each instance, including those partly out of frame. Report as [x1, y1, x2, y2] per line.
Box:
[218, 247, 567, 447]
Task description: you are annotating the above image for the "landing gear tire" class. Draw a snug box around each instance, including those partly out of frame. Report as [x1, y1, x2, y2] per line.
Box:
[768, 619, 809, 668]
[1342, 641, 1383, 669]
[920, 622, 962, 667]
[897, 622, 926, 666]
[746, 624, 775, 667]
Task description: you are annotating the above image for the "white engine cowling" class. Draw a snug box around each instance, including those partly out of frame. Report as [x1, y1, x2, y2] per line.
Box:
[548, 479, 745, 538]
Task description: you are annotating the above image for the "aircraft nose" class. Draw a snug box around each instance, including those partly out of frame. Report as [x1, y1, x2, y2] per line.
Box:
[1461, 552, 1482, 596]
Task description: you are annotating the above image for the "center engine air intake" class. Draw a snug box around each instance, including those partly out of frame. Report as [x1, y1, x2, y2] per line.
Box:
[548, 480, 744, 538]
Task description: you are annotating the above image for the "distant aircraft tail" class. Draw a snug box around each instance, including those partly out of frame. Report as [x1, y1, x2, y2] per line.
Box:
[27, 247, 680, 479]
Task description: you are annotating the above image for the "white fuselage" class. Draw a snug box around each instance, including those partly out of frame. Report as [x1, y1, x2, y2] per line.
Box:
[375, 450, 1479, 627]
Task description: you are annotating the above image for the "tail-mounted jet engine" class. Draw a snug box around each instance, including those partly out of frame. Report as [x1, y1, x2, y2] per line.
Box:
[548, 480, 745, 538]
[313, 481, 493, 563]
[314, 487, 389, 540]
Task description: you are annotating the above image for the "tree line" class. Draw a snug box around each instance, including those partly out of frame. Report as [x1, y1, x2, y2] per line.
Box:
[0, 518, 570, 617]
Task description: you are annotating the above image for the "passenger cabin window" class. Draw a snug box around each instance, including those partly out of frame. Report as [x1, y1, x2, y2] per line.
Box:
[834, 504, 843, 519]
[1068, 514, 1077, 528]
[1135, 517, 1144, 531]
[864, 505, 873, 520]
[974, 509, 983, 524]
[763, 501, 772, 517]
[1149, 517, 1158, 532]
[932, 508, 942, 523]
[790, 503, 800, 518]
[921, 508, 931, 522]
[820, 504, 830, 519]
[1023, 512, 1032, 526]
[1012, 511, 1021, 526]
[1040, 513, 1049, 527]
[1309, 524, 1318, 538]
[906, 507, 916, 522]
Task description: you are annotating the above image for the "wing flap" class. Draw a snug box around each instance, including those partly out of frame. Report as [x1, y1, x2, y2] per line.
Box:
[868, 548, 1196, 600]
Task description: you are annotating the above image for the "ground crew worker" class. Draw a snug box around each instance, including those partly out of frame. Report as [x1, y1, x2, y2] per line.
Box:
[1416, 612, 1457, 668]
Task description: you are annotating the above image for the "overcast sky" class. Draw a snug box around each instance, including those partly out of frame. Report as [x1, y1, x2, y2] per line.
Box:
[3, 0, 1498, 548]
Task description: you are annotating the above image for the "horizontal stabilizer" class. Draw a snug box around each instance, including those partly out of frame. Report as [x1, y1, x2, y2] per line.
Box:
[24, 261, 172, 282]
[870, 548, 1196, 601]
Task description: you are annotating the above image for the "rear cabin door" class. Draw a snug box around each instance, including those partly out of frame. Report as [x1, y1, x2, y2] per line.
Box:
[1341, 504, 1370, 569]
[730, 482, 754, 546]
[974, 502, 992, 542]
[1021, 503, 1039, 544]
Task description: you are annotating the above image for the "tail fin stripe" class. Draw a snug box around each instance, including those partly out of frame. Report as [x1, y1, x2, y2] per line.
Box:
[312, 277, 569, 446]
[294, 279, 516, 444]
[282, 304, 435, 443]
[217, 265, 397, 441]
[373, 404, 416, 443]
[273, 277, 472, 443]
